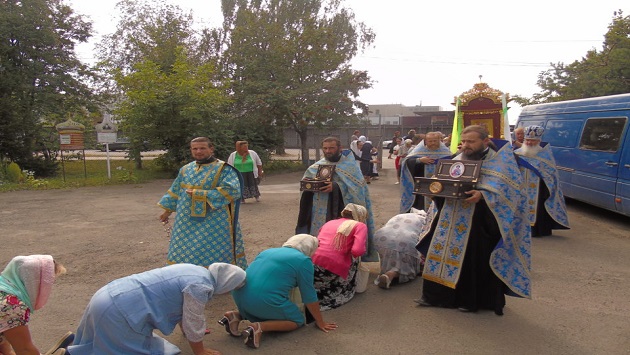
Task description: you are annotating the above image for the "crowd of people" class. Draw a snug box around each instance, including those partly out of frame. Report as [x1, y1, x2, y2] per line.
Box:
[0, 125, 570, 354]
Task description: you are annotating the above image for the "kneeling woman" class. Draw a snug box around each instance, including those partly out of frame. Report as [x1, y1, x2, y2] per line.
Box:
[311, 203, 368, 310]
[0, 255, 70, 355]
[373, 211, 427, 289]
[219, 234, 337, 349]
[67, 263, 245, 355]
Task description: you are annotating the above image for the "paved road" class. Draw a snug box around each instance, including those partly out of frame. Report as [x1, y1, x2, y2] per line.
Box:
[0, 157, 629, 354]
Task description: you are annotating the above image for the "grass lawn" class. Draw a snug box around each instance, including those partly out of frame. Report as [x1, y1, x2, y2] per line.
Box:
[0, 158, 305, 192]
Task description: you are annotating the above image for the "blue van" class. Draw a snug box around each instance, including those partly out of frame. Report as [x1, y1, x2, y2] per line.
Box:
[515, 93, 630, 217]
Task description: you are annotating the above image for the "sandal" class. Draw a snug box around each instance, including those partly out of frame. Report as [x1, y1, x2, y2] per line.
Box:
[43, 331, 74, 355]
[242, 322, 262, 349]
[217, 311, 242, 337]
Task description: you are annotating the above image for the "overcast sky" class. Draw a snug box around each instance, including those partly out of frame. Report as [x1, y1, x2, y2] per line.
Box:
[69, 0, 629, 122]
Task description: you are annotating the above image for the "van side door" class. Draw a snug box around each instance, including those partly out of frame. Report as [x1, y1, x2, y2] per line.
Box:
[617, 121, 630, 215]
[573, 117, 627, 211]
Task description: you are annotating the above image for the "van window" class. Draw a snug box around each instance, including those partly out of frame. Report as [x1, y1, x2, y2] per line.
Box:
[516, 120, 544, 128]
[545, 119, 582, 147]
[578, 117, 627, 152]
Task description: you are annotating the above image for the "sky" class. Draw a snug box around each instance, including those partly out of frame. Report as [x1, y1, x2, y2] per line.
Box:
[68, 0, 629, 123]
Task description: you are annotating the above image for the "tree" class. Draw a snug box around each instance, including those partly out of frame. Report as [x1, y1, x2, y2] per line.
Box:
[97, 0, 197, 75]
[0, 0, 94, 176]
[216, 0, 375, 164]
[97, 0, 219, 169]
[114, 50, 229, 170]
[514, 10, 630, 106]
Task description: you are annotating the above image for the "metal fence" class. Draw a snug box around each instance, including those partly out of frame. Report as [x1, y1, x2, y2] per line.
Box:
[281, 124, 454, 149]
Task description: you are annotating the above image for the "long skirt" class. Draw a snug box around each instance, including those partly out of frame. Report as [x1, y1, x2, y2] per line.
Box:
[240, 171, 260, 200]
[374, 213, 425, 283]
[313, 261, 358, 311]
[67, 287, 181, 355]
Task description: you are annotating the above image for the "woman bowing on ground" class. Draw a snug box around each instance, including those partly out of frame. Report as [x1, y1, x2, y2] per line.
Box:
[312, 203, 368, 310]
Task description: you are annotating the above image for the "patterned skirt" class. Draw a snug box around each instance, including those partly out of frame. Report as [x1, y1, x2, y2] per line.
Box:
[240, 171, 260, 200]
[374, 215, 425, 284]
[0, 291, 30, 334]
[313, 260, 358, 311]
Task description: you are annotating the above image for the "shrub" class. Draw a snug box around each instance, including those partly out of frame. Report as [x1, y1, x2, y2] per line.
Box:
[264, 160, 304, 174]
[23, 170, 49, 188]
[152, 155, 181, 178]
[6, 162, 24, 183]
[22, 156, 59, 178]
[115, 166, 138, 183]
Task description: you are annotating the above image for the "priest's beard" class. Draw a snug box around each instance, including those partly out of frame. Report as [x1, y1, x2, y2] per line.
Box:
[521, 144, 543, 157]
[325, 152, 342, 162]
[460, 148, 487, 161]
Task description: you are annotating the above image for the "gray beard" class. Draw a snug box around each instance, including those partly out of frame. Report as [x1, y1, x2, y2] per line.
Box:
[521, 144, 543, 157]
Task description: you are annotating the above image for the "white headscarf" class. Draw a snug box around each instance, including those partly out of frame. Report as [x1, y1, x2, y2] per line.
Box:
[358, 135, 367, 143]
[350, 140, 362, 157]
[208, 263, 246, 295]
[282, 234, 319, 257]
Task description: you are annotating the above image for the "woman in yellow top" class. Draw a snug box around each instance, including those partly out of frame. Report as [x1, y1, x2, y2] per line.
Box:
[227, 141, 264, 202]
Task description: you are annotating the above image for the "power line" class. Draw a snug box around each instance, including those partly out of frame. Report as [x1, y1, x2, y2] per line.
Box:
[354, 55, 551, 67]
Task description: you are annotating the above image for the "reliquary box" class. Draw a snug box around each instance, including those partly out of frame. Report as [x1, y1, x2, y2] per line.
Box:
[413, 160, 482, 199]
[300, 164, 336, 192]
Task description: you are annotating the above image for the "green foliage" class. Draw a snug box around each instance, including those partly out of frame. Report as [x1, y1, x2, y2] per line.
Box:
[6, 162, 23, 183]
[114, 52, 229, 168]
[0, 0, 95, 176]
[151, 155, 181, 177]
[115, 167, 139, 183]
[23, 170, 49, 188]
[98, 0, 233, 170]
[264, 160, 305, 174]
[517, 10, 630, 105]
[97, 0, 197, 75]
[216, 0, 375, 163]
[0, 159, 172, 192]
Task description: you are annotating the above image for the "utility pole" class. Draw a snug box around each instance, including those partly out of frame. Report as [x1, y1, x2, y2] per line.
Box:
[377, 109, 383, 169]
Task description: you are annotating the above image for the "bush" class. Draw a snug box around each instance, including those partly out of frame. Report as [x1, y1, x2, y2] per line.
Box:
[152, 154, 181, 178]
[264, 160, 304, 174]
[115, 166, 139, 183]
[22, 156, 59, 177]
[6, 162, 23, 183]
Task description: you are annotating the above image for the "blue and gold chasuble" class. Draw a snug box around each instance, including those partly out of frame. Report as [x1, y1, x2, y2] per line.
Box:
[418, 140, 532, 298]
[159, 160, 247, 269]
[302, 150, 379, 262]
[515, 144, 569, 229]
[399, 143, 452, 213]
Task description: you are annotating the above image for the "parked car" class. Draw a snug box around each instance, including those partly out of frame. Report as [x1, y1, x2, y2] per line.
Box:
[98, 138, 130, 152]
[97, 138, 151, 152]
[382, 139, 393, 149]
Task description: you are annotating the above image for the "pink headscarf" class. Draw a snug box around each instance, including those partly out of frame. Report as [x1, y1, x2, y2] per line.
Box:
[0, 255, 55, 310]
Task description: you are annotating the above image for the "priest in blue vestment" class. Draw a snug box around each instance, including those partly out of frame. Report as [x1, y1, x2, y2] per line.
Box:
[159, 137, 247, 269]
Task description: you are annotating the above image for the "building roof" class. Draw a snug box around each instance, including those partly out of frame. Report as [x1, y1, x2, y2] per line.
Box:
[366, 104, 444, 118]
